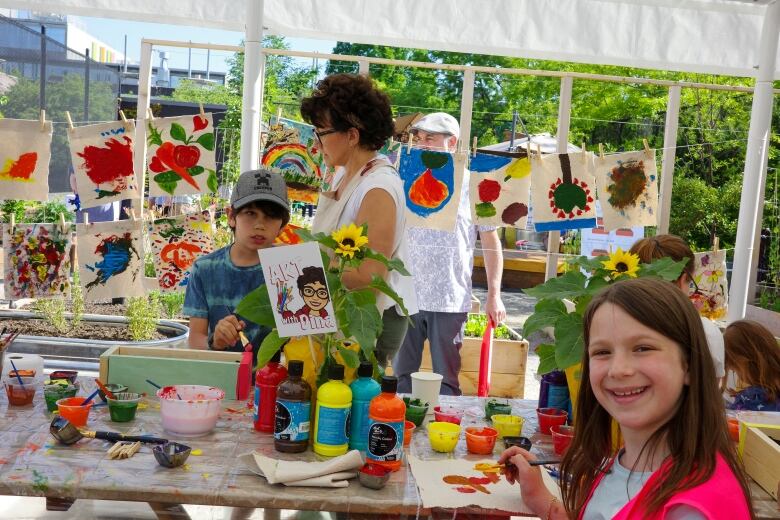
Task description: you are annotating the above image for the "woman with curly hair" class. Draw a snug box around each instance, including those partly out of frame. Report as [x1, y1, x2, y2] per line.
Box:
[301, 73, 417, 367]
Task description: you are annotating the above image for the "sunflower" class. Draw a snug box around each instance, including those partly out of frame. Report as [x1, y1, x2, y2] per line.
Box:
[601, 248, 640, 278]
[331, 223, 368, 259]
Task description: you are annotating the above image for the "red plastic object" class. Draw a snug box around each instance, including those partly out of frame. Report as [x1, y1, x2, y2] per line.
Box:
[727, 418, 740, 442]
[551, 424, 575, 455]
[465, 426, 499, 455]
[537, 407, 568, 435]
[403, 420, 415, 447]
[433, 405, 463, 425]
[253, 354, 287, 433]
[477, 318, 495, 397]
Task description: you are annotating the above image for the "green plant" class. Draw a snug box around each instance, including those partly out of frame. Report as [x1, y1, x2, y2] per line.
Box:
[144, 251, 156, 278]
[523, 249, 688, 374]
[154, 291, 186, 319]
[31, 201, 74, 224]
[34, 297, 68, 335]
[127, 294, 162, 341]
[70, 270, 84, 330]
[237, 223, 410, 385]
[1, 200, 28, 223]
[463, 313, 513, 340]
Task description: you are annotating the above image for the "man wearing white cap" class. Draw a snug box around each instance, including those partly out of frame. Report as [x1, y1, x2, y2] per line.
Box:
[393, 113, 506, 396]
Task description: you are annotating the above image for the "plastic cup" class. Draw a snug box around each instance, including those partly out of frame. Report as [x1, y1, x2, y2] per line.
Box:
[484, 399, 513, 421]
[57, 397, 93, 427]
[427, 421, 461, 453]
[433, 405, 463, 425]
[551, 424, 575, 456]
[491, 414, 524, 439]
[465, 426, 499, 455]
[157, 385, 224, 437]
[727, 418, 740, 443]
[43, 383, 78, 412]
[537, 407, 568, 435]
[4, 377, 36, 406]
[411, 372, 443, 411]
[403, 397, 429, 426]
[107, 392, 142, 422]
[99, 383, 129, 403]
[403, 420, 415, 448]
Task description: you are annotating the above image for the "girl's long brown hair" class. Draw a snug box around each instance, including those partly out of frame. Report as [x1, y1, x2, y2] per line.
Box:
[559, 277, 754, 518]
[724, 320, 780, 401]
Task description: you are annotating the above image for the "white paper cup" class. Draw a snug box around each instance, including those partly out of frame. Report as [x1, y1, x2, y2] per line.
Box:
[411, 372, 443, 412]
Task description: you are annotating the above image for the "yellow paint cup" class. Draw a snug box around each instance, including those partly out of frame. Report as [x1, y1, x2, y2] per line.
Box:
[491, 414, 524, 439]
[427, 421, 461, 452]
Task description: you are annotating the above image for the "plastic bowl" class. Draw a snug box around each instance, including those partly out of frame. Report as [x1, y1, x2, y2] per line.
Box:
[4, 377, 37, 406]
[107, 392, 142, 422]
[57, 396, 93, 427]
[403, 397, 429, 427]
[157, 385, 224, 437]
[503, 435, 532, 451]
[49, 370, 78, 385]
[99, 383, 129, 403]
[491, 414, 523, 439]
[358, 463, 392, 489]
[433, 405, 463, 425]
[727, 418, 740, 443]
[43, 382, 78, 412]
[428, 421, 461, 452]
[537, 407, 568, 435]
[465, 426, 499, 455]
[404, 420, 416, 447]
[484, 399, 513, 421]
[551, 424, 575, 456]
[153, 441, 192, 468]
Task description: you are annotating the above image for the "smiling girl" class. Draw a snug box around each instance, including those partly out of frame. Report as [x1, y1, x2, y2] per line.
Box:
[500, 277, 753, 519]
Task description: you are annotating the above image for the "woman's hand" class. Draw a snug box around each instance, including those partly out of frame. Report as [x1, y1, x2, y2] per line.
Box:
[213, 315, 244, 350]
[498, 447, 558, 517]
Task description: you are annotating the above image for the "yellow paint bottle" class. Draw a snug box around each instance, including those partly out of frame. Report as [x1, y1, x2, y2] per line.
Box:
[313, 364, 352, 457]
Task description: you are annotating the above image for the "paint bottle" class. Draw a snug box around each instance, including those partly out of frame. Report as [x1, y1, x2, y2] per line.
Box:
[274, 360, 312, 453]
[348, 361, 381, 452]
[254, 349, 287, 433]
[366, 375, 406, 471]
[313, 363, 352, 457]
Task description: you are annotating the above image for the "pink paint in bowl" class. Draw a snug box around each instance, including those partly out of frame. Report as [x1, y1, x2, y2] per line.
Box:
[433, 405, 463, 425]
[157, 385, 225, 437]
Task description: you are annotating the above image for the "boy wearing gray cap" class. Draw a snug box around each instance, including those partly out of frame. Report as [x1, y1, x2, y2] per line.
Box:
[184, 168, 290, 356]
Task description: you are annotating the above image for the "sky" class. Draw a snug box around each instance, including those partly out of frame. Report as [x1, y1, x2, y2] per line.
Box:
[73, 16, 336, 74]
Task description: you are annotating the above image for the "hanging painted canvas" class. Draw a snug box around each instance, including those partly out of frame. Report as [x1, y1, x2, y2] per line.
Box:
[3, 223, 72, 300]
[469, 153, 531, 228]
[78, 220, 144, 301]
[398, 148, 464, 232]
[149, 211, 214, 292]
[407, 456, 560, 514]
[595, 150, 658, 231]
[262, 119, 328, 202]
[530, 152, 596, 232]
[0, 118, 53, 201]
[258, 242, 338, 338]
[147, 114, 217, 197]
[68, 120, 139, 208]
[688, 249, 728, 320]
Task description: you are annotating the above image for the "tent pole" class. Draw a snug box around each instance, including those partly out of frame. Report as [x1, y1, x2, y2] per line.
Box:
[240, 0, 265, 172]
[728, 0, 780, 323]
[132, 40, 154, 211]
[657, 85, 681, 234]
[458, 70, 475, 152]
[545, 75, 573, 281]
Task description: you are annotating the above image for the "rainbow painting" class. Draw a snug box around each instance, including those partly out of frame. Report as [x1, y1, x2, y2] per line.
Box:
[262, 143, 322, 179]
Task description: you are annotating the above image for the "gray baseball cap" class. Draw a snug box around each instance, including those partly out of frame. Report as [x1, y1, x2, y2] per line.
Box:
[230, 168, 290, 212]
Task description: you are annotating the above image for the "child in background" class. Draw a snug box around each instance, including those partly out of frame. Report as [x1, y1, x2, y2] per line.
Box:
[629, 234, 726, 382]
[500, 278, 753, 519]
[724, 320, 780, 411]
[184, 168, 289, 359]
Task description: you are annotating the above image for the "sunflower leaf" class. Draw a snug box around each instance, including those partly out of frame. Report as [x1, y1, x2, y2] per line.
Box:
[236, 284, 276, 328]
[524, 270, 588, 300]
[368, 274, 409, 317]
[362, 248, 411, 276]
[536, 343, 558, 375]
[554, 313, 585, 370]
[638, 257, 687, 281]
[523, 298, 568, 337]
[342, 289, 381, 359]
[256, 329, 288, 368]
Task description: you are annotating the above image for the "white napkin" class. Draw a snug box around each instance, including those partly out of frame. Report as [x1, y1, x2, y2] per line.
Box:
[238, 450, 363, 488]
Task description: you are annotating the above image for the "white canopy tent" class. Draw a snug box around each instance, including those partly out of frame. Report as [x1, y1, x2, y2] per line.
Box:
[3, 0, 778, 321]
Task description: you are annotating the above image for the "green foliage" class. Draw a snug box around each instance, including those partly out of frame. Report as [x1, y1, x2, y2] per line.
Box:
[1, 200, 28, 223]
[126, 294, 162, 341]
[463, 313, 513, 340]
[151, 291, 186, 319]
[71, 270, 84, 330]
[34, 297, 68, 335]
[31, 201, 74, 224]
[523, 254, 687, 374]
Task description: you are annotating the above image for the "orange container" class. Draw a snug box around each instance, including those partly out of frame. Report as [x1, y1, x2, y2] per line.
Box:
[4, 377, 36, 406]
[465, 426, 499, 455]
[57, 397, 93, 427]
[403, 420, 415, 447]
[727, 418, 740, 442]
[366, 376, 406, 472]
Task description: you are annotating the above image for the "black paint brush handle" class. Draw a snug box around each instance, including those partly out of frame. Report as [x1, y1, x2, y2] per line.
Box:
[529, 459, 561, 466]
[93, 431, 168, 444]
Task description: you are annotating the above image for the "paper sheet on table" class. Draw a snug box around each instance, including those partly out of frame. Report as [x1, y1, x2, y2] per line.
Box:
[408, 455, 561, 513]
[238, 449, 362, 487]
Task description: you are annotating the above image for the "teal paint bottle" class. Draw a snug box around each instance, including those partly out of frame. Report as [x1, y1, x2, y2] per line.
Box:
[349, 362, 381, 452]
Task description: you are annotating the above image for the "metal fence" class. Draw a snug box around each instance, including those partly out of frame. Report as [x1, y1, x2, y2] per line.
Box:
[0, 14, 120, 193]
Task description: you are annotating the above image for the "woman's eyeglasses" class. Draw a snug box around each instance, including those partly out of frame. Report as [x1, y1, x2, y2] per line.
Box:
[315, 128, 339, 144]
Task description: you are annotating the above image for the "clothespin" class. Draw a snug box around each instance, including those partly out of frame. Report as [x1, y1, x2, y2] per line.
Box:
[130, 208, 138, 222]
[407, 132, 413, 155]
[599, 143, 605, 160]
[147, 108, 155, 121]
[59, 213, 68, 234]
[713, 235, 719, 252]
[199, 102, 206, 117]
[84, 213, 90, 227]
[119, 110, 128, 124]
[9, 213, 15, 233]
[536, 144, 542, 158]
[582, 142, 587, 164]
[39, 110, 47, 132]
[526, 140, 532, 159]
[643, 139, 651, 155]
[65, 111, 74, 130]
[275, 107, 282, 125]
[472, 136, 478, 158]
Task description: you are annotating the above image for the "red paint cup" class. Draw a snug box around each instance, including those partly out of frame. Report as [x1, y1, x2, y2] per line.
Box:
[404, 420, 415, 447]
[57, 397, 93, 427]
[727, 418, 740, 443]
[4, 377, 36, 406]
[433, 405, 463, 425]
[537, 407, 568, 435]
[465, 426, 499, 455]
[551, 424, 575, 455]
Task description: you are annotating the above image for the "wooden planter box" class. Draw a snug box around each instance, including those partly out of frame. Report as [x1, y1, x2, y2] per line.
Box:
[741, 424, 780, 501]
[418, 335, 529, 398]
[746, 304, 780, 338]
[99, 346, 244, 399]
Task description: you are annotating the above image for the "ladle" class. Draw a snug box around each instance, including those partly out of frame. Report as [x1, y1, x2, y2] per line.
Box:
[49, 417, 170, 446]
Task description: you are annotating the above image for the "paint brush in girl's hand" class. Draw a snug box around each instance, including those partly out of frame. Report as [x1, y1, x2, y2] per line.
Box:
[478, 459, 561, 471]
[146, 379, 182, 400]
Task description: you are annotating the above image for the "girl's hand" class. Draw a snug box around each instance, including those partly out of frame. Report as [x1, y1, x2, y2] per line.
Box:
[213, 315, 244, 350]
[498, 447, 556, 516]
